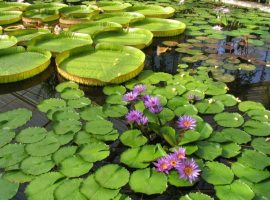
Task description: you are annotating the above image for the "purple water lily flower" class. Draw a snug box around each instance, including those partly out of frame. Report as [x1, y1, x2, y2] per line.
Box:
[153, 157, 172, 174]
[137, 116, 149, 125]
[144, 96, 161, 108]
[125, 110, 143, 122]
[149, 106, 163, 114]
[188, 94, 201, 101]
[188, 94, 194, 100]
[175, 158, 201, 184]
[172, 147, 186, 161]
[222, 8, 230, 14]
[133, 84, 147, 94]
[142, 94, 152, 102]
[177, 115, 197, 130]
[166, 154, 179, 168]
[122, 91, 139, 102]
[195, 95, 201, 101]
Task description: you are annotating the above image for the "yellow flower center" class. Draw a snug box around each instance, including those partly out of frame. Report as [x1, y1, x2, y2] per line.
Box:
[184, 166, 193, 175]
[183, 121, 191, 127]
[170, 160, 177, 166]
[161, 164, 168, 169]
[177, 154, 184, 158]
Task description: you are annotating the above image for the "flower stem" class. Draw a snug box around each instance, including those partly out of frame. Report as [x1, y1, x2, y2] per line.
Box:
[157, 113, 162, 126]
[177, 129, 186, 144]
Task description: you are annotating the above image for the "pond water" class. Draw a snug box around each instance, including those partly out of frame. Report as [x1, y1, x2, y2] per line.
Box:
[1, 0, 270, 200]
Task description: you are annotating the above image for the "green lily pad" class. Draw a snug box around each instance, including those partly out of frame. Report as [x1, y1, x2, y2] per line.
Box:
[238, 101, 265, 112]
[167, 96, 189, 110]
[251, 137, 270, 154]
[237, 149, 270, 170]
[15, 127, 47, 144]
[231, 162, 270, 183]
[103, 85, 126, 95]
[221, 142, 241, 158]
[131, 18, 186, 37]
[178, 130, 201, 145]
[52, 146, 77, 165]
[56, 43, 145, 85]
[96, 2, 132, 13]
[60, 87, 84, 100]
[25, 172, 67, 200]
[0, 174, 19, 200]
[212, 94, 237, 107]
[54, 179, 86, 200]
[214, 112, 244, 127]
[47, 130, 74, 146]
[22, 9, 59, 23]
[25, 136, 60, 156]
[59, 5, 99, 16]
[195, 99, 224, 114]
[52, 119, 82, 135]
[174, 104, 198, 116]
[126, 5, 174, 18]
[58, 155, 93, 177]
[67, 97, 91, 108]
[106, 93, 127, 105]
[247, 109, 270, 122]
[180, 192, 214, 200]
[243, 120, 270, 136]
[0, 144, 27, 168]
[215, 180, 255, 200]
[195, 141, 222, 161]
[239, 63, 256, 71]
[52, 110, 80, 121]
[119, 129, 147, 147]
[160, 126, 177, 146]
[38, 98, 66, 113]
[0, 129, 15, 148]
[80, 104, 107, 121]
[0, 11, 22, 25]
[20, 155, 55, 176]
[93, 28, 153, 49]
[55, 81, 79, 92]
[73, 131, 102, 145]
[80, 174, 119, 200]
[3, 170, 35, 183]
[129, 167, 167, 195]
[0, 35, 17, 49]
[84, 120, 113, 135]
[201, 161, 234, 185]
[94, 164, 130, 189]
[46, 107, 76, 120]
[102, 103, 128, 117]
[168, 170, 197, 187]
[76, 142, 110, 162]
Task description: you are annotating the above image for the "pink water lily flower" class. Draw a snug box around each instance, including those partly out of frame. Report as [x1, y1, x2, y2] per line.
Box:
[212, 25, 223, 31]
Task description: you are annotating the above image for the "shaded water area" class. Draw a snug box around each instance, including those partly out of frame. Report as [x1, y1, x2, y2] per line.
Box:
[1, 0, 270, 199]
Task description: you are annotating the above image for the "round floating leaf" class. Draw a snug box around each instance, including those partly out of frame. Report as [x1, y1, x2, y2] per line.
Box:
[55, 81, 79, 92]
[213, 73, 235, 82]
[231, 162, 270, 183]
[178, 130, 201, 145]
[54, 179, 86, 200]
[73, 131, 102, 145]
[168, 170, 197, 187]
[38, 98, 66, 113]
[52, 119, 82, 135]
[52, 110, 80, 121]
[195, 121, 213, 140]
[180, 192, 214, 200]
[237, 149, 270, 170]
[167, 96, 189, 110]
[174, 104, 198, 116]
[106, 93, 128, 105]
[94, 164, 130, 189]
[221, 142, 241, 158]
[195, 141, 222, 161]
[238, 101, 265, 112]
[220, 128, 251, 144]
[25, 136, 60, 156]
[47, 131, 74, 146]
[243, 179, 270, 199]
[213, 94, 237, 107]
[84, 120, 113, 135]
[52, 146, 77, 165]
[0, 144, 27, 168]
[46, 107, 76, 120]
[25, 172, 67, 200]
[76, 143, 110, 162]
[247, 109, 270, 122]
[3, 170, 35, 183]
[243, 120, 270, 136]
[215, 180, 254, 200]
[119, 129, 147, 147]
[195, 99, 224, 114]
[60, 88, 84, 100]
[0, 174, 19, 200]
[103, 85, 126, 95]
[16, 127, 47, 144]
[102, 103, 128, 118]
[214, 112, 244, 127]
[112, 193, 131, 200]
[92, 129, 119, 142]
[67, 97, 91, 108]
[58, 155, 93, 178]
[251, 137, 270, 155]
[239, 63, 256, 71]
[80, 175, 119, 200]
[0, 108, 32, 129]
[80, 105, 107, 121]
[129, 167, 167, 195]
[178, 64, 188, 68]
[182, 144, 198, 155]
[202, 161, 234, 185]
[0, 129, 15, 148]
[20, 155, 55, 176]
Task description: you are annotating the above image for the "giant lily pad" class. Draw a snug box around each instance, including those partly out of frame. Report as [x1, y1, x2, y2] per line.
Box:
[93, 28, 153, 49]
[59, 14, 93, 26]
[22, 9, 59, 23]
[56, 43, 145, 86]
[8, 28, 50, 46]
[68, 21, 122, 37]
[0, 46, 51, 83]
[0, 35, 17, 49]
[27, 32, 92, 57]
[91, 12, 144, 27]
[95, 2, 132, 13]
[126, 5, 174, 18]
[25, 3, 68, 11]
[131, 18, 186, 37]
[0, 2, 30, 11]
[59, 5, 99, 17]
[0, 11, 22, 25]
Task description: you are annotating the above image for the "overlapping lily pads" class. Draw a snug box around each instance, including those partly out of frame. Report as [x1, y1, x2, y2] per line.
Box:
[0, 11, 22, 25]
[126, 5, 175, 18]
[22, 9, 59, 23]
